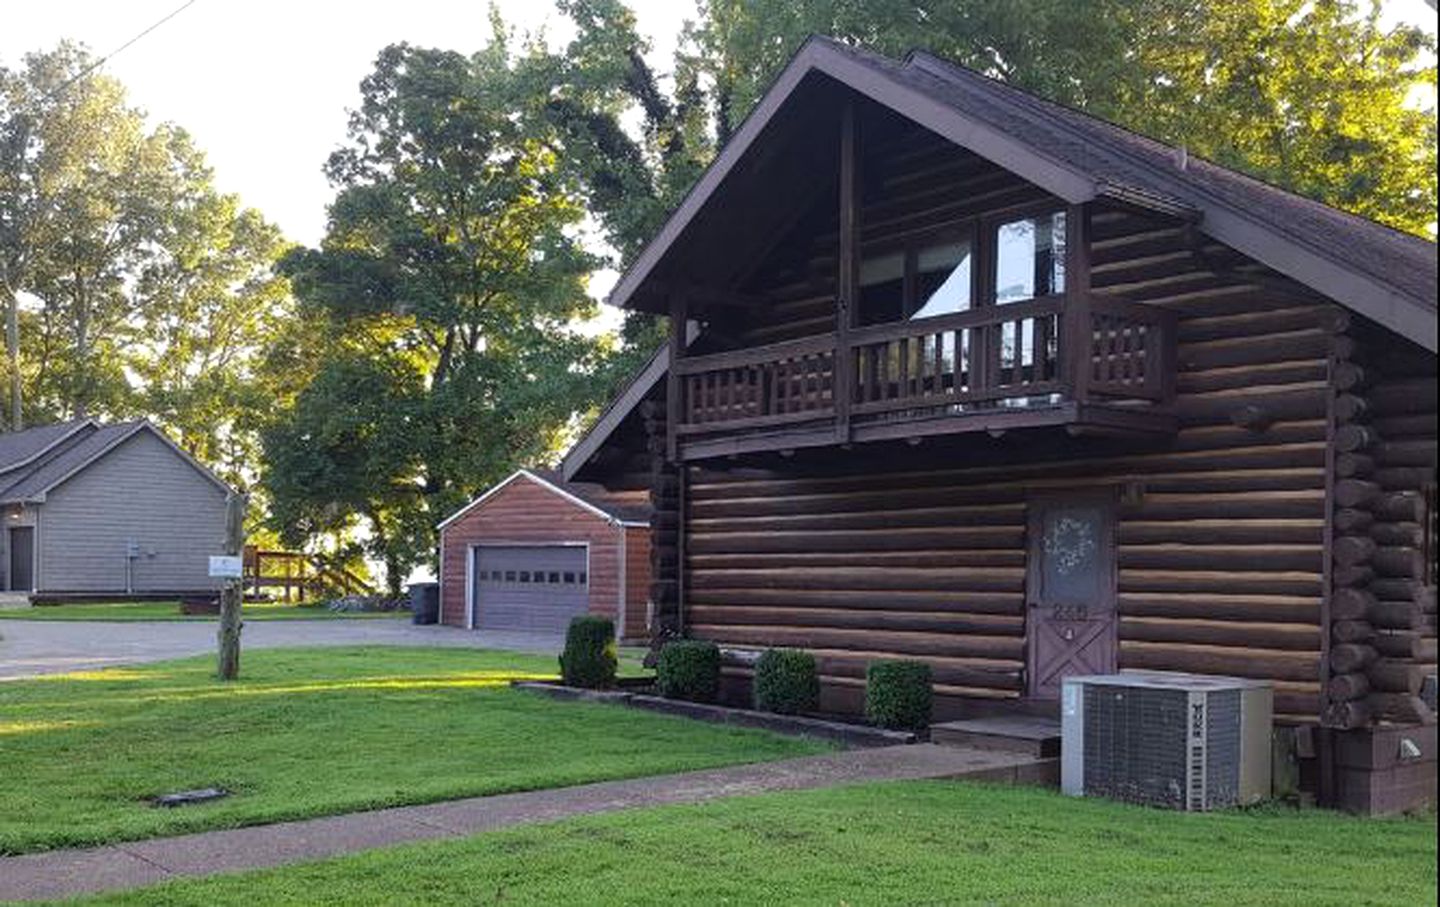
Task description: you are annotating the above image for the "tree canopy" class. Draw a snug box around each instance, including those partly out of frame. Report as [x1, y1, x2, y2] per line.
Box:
[263, 30, 612, 590]
[0, 44, 292, 487]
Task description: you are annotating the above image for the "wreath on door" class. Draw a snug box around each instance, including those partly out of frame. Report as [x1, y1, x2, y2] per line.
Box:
[1043, 514, 1096, 575]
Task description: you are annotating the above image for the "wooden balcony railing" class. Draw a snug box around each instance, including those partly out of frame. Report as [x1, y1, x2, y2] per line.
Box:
[674, 296, 1174, 441]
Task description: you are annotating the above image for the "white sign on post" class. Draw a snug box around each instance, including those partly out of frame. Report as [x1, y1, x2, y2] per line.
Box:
[208, 555, 244, 579]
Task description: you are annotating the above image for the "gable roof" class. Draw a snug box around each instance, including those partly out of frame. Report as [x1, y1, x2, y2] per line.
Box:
[559, 342, 670, 484]
[0, 420, 94, 475]
[436, 468, 650, 533]
[609, 36, 1436, 351]
[0, 420, 232, 504]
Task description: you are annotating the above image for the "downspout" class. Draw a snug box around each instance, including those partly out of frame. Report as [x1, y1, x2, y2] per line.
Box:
[616, 520, 627, 642]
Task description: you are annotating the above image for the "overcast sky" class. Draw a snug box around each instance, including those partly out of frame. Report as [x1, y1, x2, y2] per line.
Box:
[3, 1, 1436, 278]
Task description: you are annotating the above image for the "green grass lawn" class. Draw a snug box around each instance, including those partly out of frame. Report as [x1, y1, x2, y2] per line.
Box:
[64, 781, 1437, 907]
[0, 646, 828, 854]
[0, 601, 408, 621]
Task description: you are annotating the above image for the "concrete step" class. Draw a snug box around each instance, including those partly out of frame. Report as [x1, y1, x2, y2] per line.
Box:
[930, 716, 1062, 758]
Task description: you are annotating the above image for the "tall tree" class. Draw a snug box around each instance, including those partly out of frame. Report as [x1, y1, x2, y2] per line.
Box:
[1, 43, 294, 458]
[132, 194, 294, 488]
[266, 30, 609, 591]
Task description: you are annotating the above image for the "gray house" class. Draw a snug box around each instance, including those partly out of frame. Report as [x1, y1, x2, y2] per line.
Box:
[0, 419, 230, 598]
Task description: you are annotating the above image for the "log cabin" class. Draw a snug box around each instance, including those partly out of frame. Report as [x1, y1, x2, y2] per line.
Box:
[561, 38, 1438, 813]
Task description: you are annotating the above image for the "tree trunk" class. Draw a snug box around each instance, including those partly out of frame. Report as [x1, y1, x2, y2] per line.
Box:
[3, 280, 20, 430]
[217, 493, 247, 681]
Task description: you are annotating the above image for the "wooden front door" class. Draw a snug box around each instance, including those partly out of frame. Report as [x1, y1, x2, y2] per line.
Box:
[1026, 492, 1117, 699]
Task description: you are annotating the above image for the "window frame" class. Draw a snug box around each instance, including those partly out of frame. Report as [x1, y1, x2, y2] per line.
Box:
[851, 201, 1070, 328]
[855, 222, 978, 326]
[989, 206, 1069, 307]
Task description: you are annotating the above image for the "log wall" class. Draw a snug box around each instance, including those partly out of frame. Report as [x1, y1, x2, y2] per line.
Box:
[683, 202, 1354, 724]
[1321, 319, 1437, 730]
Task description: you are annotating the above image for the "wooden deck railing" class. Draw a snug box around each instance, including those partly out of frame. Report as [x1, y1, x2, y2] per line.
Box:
[243, 547, 374, 602]
[674, 296, 1173, 437]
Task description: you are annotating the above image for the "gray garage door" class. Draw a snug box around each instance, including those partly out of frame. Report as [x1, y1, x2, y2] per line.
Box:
[472, 545, 589, 633]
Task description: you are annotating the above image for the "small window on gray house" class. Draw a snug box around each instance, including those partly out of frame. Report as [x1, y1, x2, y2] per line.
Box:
[996, 211, 1066, 304]
[564, 571, 576, 583]
[504, 571, 516, 582]
[549, 572, 561, 583]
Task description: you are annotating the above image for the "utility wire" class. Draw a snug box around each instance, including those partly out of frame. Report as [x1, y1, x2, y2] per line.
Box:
[38, 0, 199, 103]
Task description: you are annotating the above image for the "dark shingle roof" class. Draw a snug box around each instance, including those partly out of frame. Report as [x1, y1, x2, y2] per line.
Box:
[0, 420, 93, 474]
[888, 45, 1436, 309]
[608, 37, 1436, 349]
[0, 422, 145, 503]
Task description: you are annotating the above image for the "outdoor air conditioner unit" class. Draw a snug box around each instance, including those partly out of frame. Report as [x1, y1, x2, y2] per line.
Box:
[1061, 672, 1273, 811]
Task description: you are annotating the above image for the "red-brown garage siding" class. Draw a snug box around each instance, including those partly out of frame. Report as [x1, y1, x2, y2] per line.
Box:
[438, 471, 650, 641]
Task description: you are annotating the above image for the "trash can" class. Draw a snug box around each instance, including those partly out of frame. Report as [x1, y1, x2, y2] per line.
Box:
[409, 582, 440, 625]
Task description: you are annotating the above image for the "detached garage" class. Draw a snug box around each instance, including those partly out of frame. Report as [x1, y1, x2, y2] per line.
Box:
[437, 470, 651, 641]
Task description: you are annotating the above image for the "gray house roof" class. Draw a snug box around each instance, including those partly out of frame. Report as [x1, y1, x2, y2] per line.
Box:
[0, 420, 231, 505]
[608, 36, 1437, 350]
[0, 420, 93, 475]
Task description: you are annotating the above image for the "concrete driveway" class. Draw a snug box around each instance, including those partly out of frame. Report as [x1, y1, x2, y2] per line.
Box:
[0, 619, 563, 681]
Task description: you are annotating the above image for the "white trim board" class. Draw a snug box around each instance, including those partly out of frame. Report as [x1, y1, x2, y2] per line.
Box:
[437, 469, 646, 532]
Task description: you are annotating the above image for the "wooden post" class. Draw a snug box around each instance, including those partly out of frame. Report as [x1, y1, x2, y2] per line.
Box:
[217, 493, 247, 681]
[1063, 203, 1092, 404]
[667, 294, 687, 463]
[835, 100, 859, 442]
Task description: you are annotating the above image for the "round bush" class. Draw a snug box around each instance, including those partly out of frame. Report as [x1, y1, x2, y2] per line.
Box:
[865, 659, 933, 730]
[656, 639, 721, 702]
[753, 648, 819, 715]
[559, 615, 617, 689]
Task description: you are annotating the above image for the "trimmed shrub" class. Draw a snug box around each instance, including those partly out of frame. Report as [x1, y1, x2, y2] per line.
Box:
[559, 615, 617, 689]
[753, 648, 819, 715]
[865, 660, 933, 730]
[656, 639, 721, 702]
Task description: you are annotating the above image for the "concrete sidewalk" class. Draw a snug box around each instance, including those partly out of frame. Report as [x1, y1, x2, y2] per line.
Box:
[0, 744, 1049, 902]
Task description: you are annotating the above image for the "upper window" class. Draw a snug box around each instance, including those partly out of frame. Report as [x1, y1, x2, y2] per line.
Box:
[995, 211, 1066, 304]
[858, 252, 905, 326]
[913, 240, 973, 319]
[857, 237, 973, 326]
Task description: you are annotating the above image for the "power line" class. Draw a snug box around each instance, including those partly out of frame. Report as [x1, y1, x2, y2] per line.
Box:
[39, 0, 199, 103]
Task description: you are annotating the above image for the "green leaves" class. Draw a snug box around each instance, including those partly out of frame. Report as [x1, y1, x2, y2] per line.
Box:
[266, 35, 613, 592]
[1, 43, 294, 494]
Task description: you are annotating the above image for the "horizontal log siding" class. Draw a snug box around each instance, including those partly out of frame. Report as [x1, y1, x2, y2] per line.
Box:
[438, 477, 624, 630]
[1322, 318, 1437, 728]
[686, 204, 1343, 723]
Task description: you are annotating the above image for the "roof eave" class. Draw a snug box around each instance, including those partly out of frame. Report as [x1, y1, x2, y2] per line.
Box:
[1199, 204, 1438, 353]
[437, 469, 645, 532]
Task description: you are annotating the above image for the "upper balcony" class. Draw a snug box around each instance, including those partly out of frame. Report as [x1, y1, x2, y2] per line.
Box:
[670, 295, 1176, 461]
